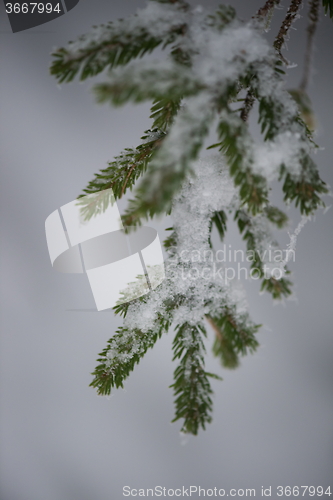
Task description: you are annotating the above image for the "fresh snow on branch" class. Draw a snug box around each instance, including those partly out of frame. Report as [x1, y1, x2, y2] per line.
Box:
[51, 0, 329, 434]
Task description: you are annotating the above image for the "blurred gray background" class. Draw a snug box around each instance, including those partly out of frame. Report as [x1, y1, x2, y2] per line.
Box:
[1, 1, 332, 499]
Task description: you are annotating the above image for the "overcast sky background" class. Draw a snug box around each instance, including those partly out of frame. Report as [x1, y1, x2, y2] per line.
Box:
[1, 1, 332, 499]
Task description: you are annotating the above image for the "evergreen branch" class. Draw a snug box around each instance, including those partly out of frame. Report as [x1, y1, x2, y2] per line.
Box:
[92, 60, 201, 106]
[76, 189, 118, 224]
[171, 5, 236, 69]
[299, 0, 320, 92]
[207, 313, 259, 369]
[50, 2, 188, 83]
[280, 158, 328, 215]
[170, 45, 192, 66]
[77, 130, 165, 220]
[257, 87, 327, 213]
[208, 210, 228, 247]
[235, 208, 293, 299]
[258, 94, 286, 141]
[258, 85, 314, 143]
[260, 275, 293, 297]
[264, 205, 289, 228]
[50, 39, 162, 84]
[150, 97, 182, 131]
[171, 323, 215, 435]
[50, 0, 330, 435]
[322, 0, 333, 17]
[163, 227, 178, 254]
[207, 316, 239, 368]
[113, 301, 131, 318]
[122, 94, 215, 226]
[206, 5, 237, 30]
[288, 89, 316, 131]
[256, 60, 306, 135]
[90, 310, 171, 395]
[273, 0, 303, 64]
[209, 109, 269, 215]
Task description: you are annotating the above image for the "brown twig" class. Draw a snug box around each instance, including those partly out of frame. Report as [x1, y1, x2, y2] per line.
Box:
[253, 0, 281, 22]
[205, 316, 223, 342]
[299, 0, 320, 91]
[240, 89, 256, 123]
[121, 164, 136, 197]
[205, 314, 248, 344]
[120, 137, 164, 198]
[245, 1, 283, 124]
[273, 0, 303, 64]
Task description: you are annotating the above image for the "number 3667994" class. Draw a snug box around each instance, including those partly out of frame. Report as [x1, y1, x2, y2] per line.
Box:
[5, 3, 61, 14]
